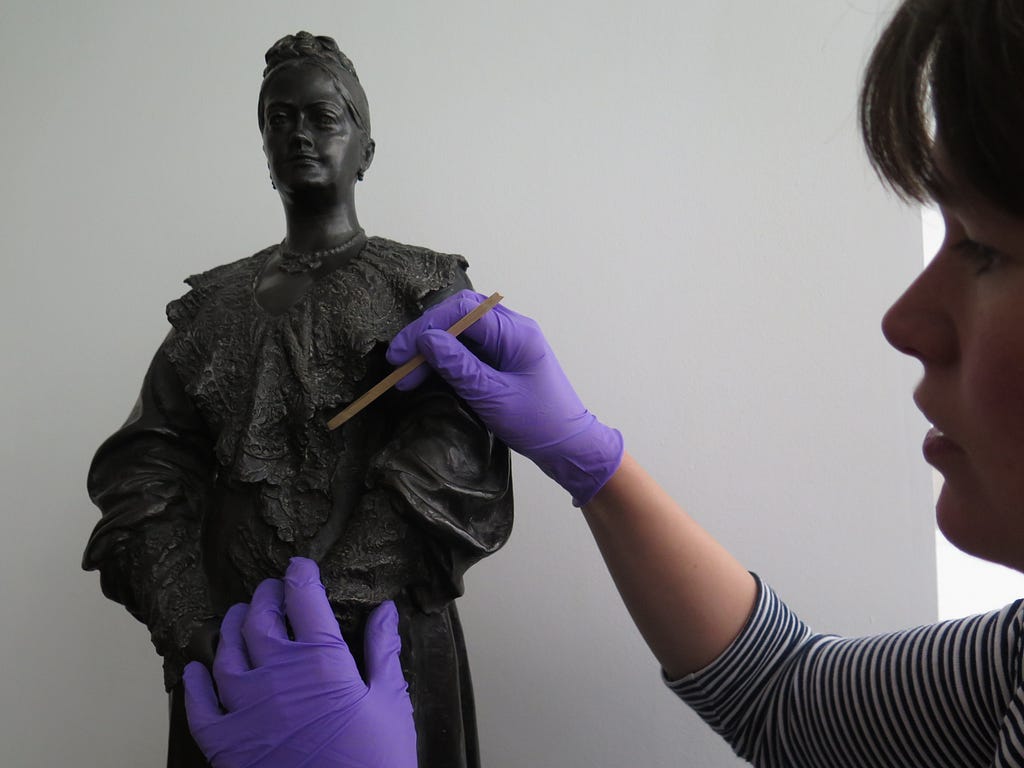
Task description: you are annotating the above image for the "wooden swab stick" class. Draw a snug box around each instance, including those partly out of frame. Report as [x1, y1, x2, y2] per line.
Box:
[326, 291, 504, 430]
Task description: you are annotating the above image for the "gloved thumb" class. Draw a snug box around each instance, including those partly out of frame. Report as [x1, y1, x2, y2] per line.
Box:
[416, 329, 497, 398]
[364, 601, 407, 695]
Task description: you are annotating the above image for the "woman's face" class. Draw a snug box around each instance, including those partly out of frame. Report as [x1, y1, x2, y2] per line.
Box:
[261, 63, 371, 201]
[882, 149, 1024, 571]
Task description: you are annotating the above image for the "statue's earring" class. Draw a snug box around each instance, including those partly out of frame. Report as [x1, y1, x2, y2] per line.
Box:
[357, 168, 366, 181]
[270, 174, 277, 190]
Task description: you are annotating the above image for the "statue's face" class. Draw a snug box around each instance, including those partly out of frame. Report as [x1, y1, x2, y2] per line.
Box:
[261, 63, 369, 199]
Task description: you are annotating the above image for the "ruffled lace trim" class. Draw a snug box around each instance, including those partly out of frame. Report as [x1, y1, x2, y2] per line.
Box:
[163, 236, 467, 543]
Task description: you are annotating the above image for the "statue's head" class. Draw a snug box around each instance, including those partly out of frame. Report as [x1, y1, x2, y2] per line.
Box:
[259, 32, 375, 199]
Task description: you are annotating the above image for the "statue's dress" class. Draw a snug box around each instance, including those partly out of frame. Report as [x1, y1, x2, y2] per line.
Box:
[83, 237, 514, 768]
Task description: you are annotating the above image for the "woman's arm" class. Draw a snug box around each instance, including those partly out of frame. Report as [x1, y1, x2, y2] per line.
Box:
[583, 452, 757, 679]
[386, 291, 756, 675]
[671, 580, 1024, 767]
[387, 292, 1024, 768]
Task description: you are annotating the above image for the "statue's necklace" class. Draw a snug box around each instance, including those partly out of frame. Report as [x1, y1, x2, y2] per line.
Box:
[278, 229, 366, 274]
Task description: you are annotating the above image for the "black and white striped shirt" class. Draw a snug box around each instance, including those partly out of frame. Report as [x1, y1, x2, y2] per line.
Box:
[668, 576, 1024, 766]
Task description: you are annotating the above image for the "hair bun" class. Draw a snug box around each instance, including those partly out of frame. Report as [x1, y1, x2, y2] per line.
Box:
[263, 31, 360, 82]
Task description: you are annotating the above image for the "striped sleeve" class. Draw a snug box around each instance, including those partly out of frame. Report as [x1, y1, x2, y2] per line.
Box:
[666, 576, 1024, 767]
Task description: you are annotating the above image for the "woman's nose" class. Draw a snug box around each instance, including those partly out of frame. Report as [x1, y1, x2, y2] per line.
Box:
[880, 261, 957, 365]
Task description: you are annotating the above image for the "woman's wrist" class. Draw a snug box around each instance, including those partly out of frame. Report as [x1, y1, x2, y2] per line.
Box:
[536, 416, 623, 507]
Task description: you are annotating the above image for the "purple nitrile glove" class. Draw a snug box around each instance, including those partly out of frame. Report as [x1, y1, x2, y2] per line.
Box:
[387, 289, 623, 506]
[183, 557, 416, 768]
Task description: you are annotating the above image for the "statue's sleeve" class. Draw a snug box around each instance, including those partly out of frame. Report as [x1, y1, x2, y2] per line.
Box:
[83, 338, 218, 688]
[366, 385, 514, 611]
[360, 264, 513, 609]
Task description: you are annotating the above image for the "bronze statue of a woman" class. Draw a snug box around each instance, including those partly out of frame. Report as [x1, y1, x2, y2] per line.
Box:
[83, 32, 513, 768]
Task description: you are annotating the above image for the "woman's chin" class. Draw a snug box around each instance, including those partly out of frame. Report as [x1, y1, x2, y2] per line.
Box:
[935, 483, 980, 557]
[935, 483, 1024, 572]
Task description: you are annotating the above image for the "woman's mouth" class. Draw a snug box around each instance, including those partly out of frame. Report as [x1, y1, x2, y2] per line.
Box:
[922, 426, 964, 467]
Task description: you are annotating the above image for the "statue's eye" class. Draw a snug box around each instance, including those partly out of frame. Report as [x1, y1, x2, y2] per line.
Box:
[314, 111, 340, 127]
[267, 112, 289, 129]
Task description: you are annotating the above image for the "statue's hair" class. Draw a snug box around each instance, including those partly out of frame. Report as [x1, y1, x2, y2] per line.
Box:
[860, 0, 1024, 213]
[257, 31, 370, 137]
[262, 32, 359, 82]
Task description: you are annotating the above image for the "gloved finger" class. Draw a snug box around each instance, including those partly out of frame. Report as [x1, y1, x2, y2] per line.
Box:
[396, 304, 534, 389]
[242, 578, 289, 667]
[456, 302, 550, 372]
[182, 661, 222, 732]
[413, 329, 501, 400]
[391, 360, 435, 391]
[364, 600, 408, 695]
[213, 603, 252, 681]
[386, 290, 487, 372]
[283, 557, 345, 644]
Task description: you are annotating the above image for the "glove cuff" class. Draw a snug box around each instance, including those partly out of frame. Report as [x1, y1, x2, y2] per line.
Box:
[536, 417, 624, 507]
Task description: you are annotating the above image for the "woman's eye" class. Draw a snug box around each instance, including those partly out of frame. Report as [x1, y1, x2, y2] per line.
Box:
[315, 113, 339, 127]
[956, 239, 1003, 274]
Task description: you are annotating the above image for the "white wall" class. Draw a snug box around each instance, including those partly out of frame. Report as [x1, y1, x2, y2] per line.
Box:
[1, 1, 934, 766]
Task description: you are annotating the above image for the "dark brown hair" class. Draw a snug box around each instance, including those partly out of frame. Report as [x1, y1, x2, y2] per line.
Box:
[860, 0, 1024, 213]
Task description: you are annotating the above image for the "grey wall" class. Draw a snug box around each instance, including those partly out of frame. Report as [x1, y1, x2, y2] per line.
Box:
[1, 1, 935, 766]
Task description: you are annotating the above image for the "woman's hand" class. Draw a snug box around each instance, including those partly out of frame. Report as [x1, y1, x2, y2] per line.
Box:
[387, 290, 623, 505]
[183, 558, 417, 768]
[390, 291, 757, 682]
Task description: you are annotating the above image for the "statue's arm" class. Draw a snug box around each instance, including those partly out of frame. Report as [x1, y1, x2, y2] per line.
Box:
[420, 266, 473, 308]
[367, 384, 514, 608]
[352, 257, 511, 609]
[83, 339, 219, 688]
[385, 263, 511, 559]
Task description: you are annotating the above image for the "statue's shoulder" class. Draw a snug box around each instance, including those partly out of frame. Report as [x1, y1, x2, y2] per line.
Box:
[361, 236, 471, 306]
[166, 246, 275, 329]
[364, 236, 468, 272]
[182, 247, 273, 293]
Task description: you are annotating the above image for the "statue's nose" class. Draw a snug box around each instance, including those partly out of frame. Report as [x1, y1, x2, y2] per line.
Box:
[289, 116, 315, 150]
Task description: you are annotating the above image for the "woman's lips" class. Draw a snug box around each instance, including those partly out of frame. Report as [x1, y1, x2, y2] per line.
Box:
[922, 426, 964, 467]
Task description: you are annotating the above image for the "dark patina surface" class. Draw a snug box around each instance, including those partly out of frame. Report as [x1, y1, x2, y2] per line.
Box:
[84, 32, 513, 768]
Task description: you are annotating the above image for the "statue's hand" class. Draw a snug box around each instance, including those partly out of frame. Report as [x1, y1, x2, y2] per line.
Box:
[186, 618, 222, 668]
[183, 558, 417, 768]
[387, 289, 624, 505]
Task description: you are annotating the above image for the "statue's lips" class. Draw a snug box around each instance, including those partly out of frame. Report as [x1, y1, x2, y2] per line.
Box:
[287, 155, 320, 164]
